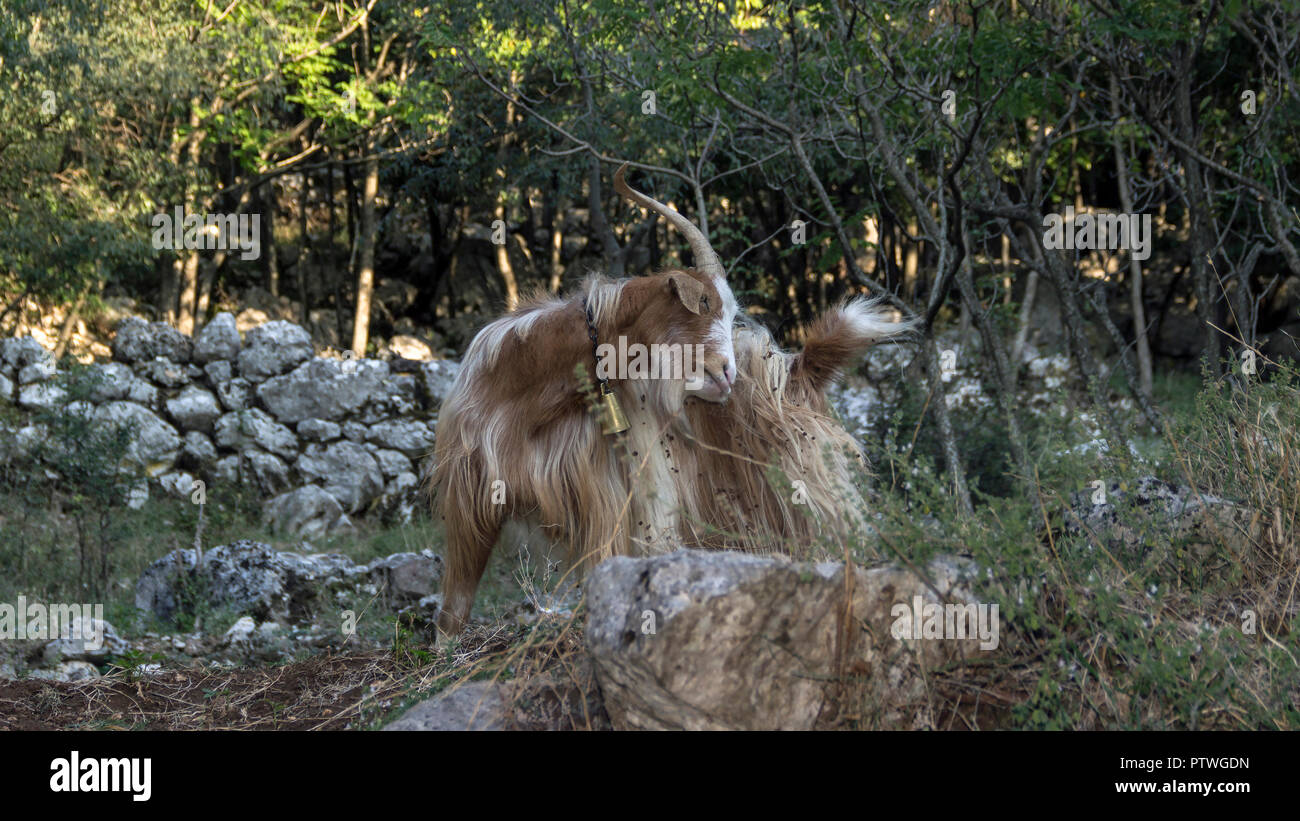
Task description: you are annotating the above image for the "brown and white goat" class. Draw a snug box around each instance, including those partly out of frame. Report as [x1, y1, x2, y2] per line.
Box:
[672, 298, 916, 553]
[427, 165, 739, 636]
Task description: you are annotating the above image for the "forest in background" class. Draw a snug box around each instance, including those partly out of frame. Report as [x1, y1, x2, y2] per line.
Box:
[2, 0, 1300, 729]
[2, 0, 1299, 511]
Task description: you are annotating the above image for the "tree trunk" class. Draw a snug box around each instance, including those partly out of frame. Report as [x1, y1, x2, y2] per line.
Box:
[298, 170, 311, 325]
[1174, 45, 1219, 372]
[1111, 70, 1154, 397]
[263, 180, 281, 297]
[176, 99, 203, 335]
[351, 146, 379, 357]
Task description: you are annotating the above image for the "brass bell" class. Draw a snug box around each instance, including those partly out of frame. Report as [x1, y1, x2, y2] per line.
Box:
[597, 382, 629, 435]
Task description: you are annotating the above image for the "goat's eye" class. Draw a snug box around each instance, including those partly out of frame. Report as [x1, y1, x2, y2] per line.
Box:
[701, 296, 710, 312]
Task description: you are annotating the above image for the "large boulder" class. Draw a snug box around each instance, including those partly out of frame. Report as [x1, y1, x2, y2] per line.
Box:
[135, 540, 357, 624]
[586, 549, 991, 730]
[257, 357, 389, 423]
[135, 540, 442, 624]
[237, 320, 313, 382]
[192, 312, 242, 364]
[112, 317, 192, 364]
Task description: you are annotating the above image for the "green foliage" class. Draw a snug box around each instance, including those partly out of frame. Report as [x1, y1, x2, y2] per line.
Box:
[23, 365, 140, 597]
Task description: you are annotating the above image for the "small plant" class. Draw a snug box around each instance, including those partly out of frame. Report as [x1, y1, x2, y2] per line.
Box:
[31, 364, 140, 598]
[107, 648, 166, 682]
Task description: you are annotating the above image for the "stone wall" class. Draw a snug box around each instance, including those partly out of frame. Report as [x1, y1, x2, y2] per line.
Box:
[0, 313, 460, 537]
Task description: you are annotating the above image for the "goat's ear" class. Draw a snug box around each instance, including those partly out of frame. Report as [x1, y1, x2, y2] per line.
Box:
[667, 273, 707, 315]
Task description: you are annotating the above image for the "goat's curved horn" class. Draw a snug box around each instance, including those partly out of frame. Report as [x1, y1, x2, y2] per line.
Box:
[614, 163, 725, 280]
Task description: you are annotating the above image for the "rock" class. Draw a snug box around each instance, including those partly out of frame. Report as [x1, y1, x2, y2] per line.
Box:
[342, 421, 367, 442]
[295, 441, 383, 513]
[263, 485, 353, 539]
[136, 540, 381, 625]
[396, 594, 442, 624]
[15, 424, 48, 457]
[388, 335, 433, 360]
[237, 320, 313, 382]
[0, 372, 12, 403]
[371, 448, 413, 478]
[585, 549, 987, 730]
[213, 408, 297, 459]
[214, 377, 252, 411]
[86, 361, 153, 404]
[420, 360, 460, 407]
[62, 661, 102, 681]
[383, 681, 508, 731]
[367, 419, 436, 457]
[382, 671, 604, 731]
[18, 358, 56, 384]
[137, 356, 190, 387]
[297, 418, 341, 442]
[124, 478, 149, 509]
[158, 471, 196, 498]
[17, 381, 67, 412]
[1, 335, 49, 375]
[359, 374, 419, 423]
[242, 449, 292, 495]
[224, 616, 257, 646]
[193, 312, 241, 364]
[203, 359, 233, 384]
[212, 455, 240, 484]
[43, 615, 129, 662]
[257, 357, 389, 423]
[166, 385, 222, 433]
[92, 401, 182, 471]
[1062, 475, 1252, 563]
[112, 317, 192, 364]
[365, 549, 443, 605]
[89, 362, 133, 397]
[182, 431, 218, 467]
[375, 471, 419, 524]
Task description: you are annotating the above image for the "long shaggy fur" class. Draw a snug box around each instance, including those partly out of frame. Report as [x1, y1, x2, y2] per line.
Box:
[672, 297, 916, 553]
[427, 269, 741, 635]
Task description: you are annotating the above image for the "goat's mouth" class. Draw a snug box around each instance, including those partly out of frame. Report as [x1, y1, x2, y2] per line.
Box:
[686, 367, 733, 402]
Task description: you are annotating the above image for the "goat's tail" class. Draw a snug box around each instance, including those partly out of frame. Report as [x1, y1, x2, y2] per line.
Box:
[793, 297, 917, 396]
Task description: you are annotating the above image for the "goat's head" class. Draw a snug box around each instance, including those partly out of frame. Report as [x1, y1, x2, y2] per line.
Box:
[607, 165, 737, 403]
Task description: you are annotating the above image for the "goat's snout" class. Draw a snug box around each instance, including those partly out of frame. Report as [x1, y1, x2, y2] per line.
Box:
[688, 353, 735, 402]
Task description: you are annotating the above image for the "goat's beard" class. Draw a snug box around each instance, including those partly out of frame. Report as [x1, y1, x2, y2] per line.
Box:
[669, 324, 870, 556]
